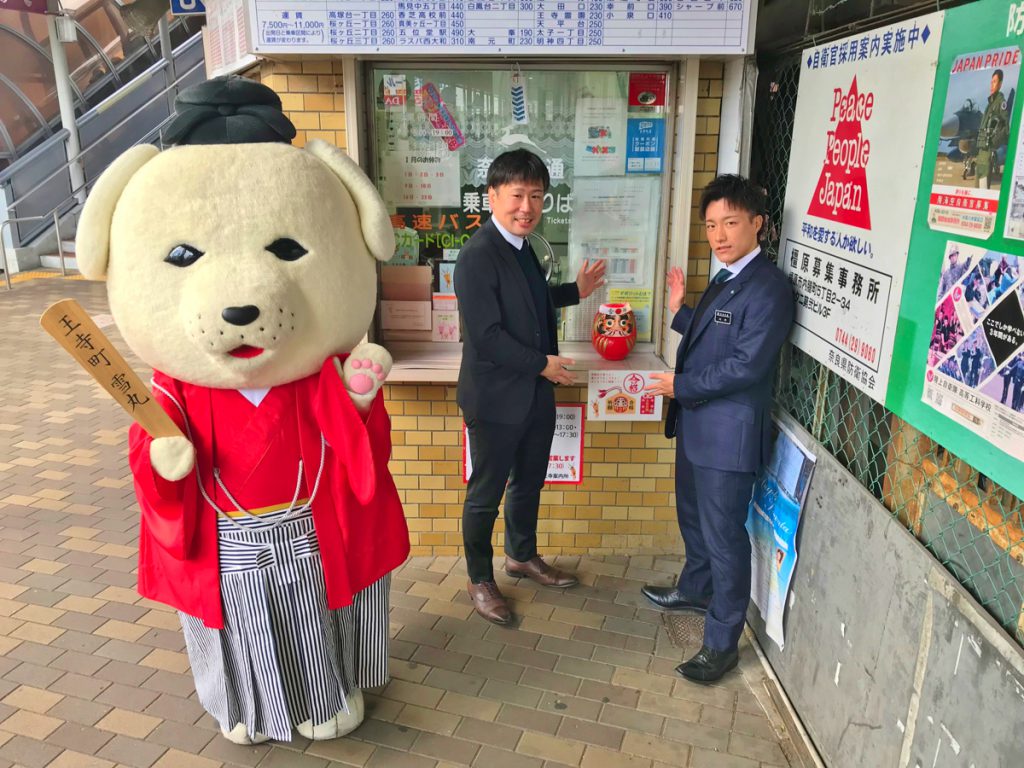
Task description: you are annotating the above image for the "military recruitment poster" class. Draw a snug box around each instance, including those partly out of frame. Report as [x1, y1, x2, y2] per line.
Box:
[927, 46, 1020, 238]
[779, 13, 945, 404]
[922, 241, 1024, 460]
[1006, 112, 1024, 239]
[885, 0, 1024, 500]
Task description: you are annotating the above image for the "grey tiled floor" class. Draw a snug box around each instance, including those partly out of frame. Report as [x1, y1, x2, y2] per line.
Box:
[0, 277, 798, 767]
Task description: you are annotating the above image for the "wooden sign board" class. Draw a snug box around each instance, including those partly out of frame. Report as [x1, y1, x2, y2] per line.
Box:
[39, 299, 182, 439]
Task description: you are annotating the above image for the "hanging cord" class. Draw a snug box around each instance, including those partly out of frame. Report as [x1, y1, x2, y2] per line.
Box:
[151, 381, 327, 530]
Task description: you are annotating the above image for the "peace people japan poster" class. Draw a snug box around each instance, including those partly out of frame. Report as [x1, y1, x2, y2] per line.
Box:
[779, 14, 945, 403]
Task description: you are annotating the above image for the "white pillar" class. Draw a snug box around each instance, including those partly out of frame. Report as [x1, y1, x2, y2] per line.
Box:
[712, 57, 758, 275]
[158, 16, 177, 112]
[717, 57, 756, 178]
[47, 14, 87, 204]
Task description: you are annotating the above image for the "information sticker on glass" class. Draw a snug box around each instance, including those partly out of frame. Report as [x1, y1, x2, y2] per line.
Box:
[574, 97, 627, 176]
[625, 118, 665, 174]
[609, 288, 653, 340]
[628, 72, 667, 107]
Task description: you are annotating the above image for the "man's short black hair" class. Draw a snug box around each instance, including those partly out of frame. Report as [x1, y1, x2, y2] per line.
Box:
[994, 68, 1004, 84]
[699, 174, 768, 222]
[486, 149, 550, 191]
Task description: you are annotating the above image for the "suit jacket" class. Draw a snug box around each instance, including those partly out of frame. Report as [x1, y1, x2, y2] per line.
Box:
[454, 219, 580, 424]
[666, 253, 794, 473]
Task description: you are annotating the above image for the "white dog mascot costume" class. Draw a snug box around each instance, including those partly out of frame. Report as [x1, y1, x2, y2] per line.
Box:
[75, 76, 410, 744]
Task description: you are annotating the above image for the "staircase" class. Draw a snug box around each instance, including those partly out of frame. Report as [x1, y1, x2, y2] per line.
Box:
[1, 28, 206, 282]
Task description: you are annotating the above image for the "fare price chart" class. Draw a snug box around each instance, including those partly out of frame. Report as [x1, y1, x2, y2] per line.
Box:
[249, 1, 750, 55]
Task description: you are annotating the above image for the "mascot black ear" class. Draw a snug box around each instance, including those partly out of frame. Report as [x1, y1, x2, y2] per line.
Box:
[304, 139, 396, 263]
[76, 145, 160, 280]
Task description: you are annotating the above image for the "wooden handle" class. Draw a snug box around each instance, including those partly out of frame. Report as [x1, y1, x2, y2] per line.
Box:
[40, 299, 183, 439]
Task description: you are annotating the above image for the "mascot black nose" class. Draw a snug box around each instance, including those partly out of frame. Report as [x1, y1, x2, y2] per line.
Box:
[222, 305, 260, 326]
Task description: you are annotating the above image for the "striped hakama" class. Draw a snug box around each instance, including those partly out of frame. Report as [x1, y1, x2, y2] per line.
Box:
[180, 506, 390, 742]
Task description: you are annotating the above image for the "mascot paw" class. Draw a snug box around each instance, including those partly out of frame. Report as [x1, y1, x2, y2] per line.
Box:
[296, 689, 365, 740]
[337, 344, 393, 410]
[221, 723, 270, 745]
[150, 436, 195, 481]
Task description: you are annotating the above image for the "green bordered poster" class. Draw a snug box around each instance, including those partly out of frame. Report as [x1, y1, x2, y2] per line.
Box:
[889, 0, 1024, 497]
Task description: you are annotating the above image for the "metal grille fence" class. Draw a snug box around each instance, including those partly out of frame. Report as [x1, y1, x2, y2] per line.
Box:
[752, 53, 1024, 647]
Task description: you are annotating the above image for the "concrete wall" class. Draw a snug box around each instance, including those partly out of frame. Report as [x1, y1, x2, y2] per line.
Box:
[750, 414, 1024, 767]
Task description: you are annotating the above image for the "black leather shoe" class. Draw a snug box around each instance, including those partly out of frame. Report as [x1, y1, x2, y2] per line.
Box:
[640, 585, 710, 611]
[676, 645, 739, 684]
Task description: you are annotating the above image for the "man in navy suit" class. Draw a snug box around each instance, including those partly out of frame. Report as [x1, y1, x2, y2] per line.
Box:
[644, 175, 794, 683]
[454, 149, 605, 625]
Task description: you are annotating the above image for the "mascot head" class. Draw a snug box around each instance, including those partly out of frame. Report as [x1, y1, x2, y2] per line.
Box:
[76, 76, 395, 389]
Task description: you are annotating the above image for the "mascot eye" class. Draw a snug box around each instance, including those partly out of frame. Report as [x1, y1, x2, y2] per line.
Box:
[164, 244, 204, 267]
[266, 238, 308, 262]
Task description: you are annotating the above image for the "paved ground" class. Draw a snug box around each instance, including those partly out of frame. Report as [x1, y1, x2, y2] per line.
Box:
[0, 277, 798, 768]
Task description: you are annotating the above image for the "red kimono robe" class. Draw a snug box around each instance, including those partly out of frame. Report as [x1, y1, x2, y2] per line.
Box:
[128, 355, 410, 629]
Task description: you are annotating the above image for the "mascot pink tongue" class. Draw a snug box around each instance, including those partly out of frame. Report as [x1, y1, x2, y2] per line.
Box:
[74, 76, 409, 745]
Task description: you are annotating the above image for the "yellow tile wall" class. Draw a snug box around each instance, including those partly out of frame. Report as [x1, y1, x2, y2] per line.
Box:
[251, 58, 348, 150]
[685, 60, 725, 306]
[254, 57, 726, 556]
[382, 384, 680, 557]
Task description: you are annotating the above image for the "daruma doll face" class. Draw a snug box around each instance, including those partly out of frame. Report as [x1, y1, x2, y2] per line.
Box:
[592, 303, 637, 361]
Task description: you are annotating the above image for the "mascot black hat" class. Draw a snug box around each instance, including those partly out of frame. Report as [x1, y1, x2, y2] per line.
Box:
[162, 75, 297, 146]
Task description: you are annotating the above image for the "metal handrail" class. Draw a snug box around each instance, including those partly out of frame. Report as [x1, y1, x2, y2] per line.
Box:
[2, 212, 66, 291]
[0, 42, 204, 265]
[1, 49, 204, 214]
[0, 21, 205, 281]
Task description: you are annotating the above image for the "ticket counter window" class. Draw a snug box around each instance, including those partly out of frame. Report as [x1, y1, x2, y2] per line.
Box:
[369, 65, 671, 347]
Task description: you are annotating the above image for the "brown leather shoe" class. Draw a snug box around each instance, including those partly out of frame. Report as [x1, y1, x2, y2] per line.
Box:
[504, 556, 579, 588]
[467, 580, 512, 624]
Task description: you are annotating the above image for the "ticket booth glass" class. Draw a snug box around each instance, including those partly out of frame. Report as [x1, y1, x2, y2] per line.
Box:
[369, 64, 671, 344]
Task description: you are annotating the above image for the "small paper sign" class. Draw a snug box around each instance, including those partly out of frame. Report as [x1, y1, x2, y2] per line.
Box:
[587, 370, 664, 421]
[464, 404, 584, 484]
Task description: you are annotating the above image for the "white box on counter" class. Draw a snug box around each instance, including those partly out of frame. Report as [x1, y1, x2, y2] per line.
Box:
[380, 300, 432, 331]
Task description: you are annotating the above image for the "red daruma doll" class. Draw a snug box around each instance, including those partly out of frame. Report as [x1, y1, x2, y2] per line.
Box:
[592, 302, 637, 361]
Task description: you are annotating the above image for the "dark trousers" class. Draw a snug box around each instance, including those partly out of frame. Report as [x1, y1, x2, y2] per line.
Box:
[675, 439, 757, 652]
[462, 381, 555, 583]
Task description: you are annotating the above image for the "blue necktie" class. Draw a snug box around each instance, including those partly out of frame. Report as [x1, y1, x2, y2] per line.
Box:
[711, 269, 732, 285]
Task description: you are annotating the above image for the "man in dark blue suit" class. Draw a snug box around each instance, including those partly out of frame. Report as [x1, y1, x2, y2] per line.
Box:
[455, 150, 605, 625]
[644, 175, 794, 683]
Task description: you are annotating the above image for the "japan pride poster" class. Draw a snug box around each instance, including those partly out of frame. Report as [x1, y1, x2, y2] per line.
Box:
[779, 14, 945, 403]
[927, 46, 1020, 239]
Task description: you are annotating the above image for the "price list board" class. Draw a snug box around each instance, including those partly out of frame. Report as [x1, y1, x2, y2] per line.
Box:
[246, 1, 751, 55]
